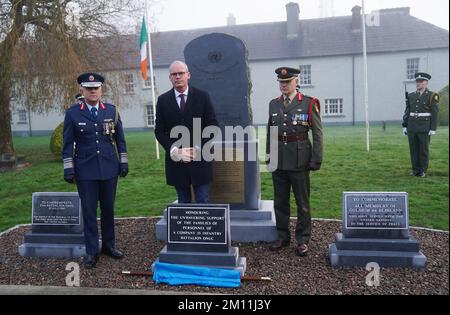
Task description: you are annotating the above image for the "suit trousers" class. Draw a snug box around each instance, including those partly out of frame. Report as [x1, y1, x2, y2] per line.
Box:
[175, 184, 209, 204]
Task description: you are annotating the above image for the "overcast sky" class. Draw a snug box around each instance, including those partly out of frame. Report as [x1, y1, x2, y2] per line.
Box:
[148, 0, 449, 32]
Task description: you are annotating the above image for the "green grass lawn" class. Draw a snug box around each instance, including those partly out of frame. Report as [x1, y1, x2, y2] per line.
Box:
[1, 125, 448, 232]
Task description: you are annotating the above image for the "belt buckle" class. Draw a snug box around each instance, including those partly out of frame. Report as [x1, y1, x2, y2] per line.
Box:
[282, 134, 288, 144]
[413, 113, 419, 118]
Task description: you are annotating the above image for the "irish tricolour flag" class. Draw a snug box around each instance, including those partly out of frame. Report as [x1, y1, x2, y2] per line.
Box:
[140, 17, 148, 80]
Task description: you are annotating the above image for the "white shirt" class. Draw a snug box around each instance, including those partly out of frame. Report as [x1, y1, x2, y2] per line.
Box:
[171, 88, 189, 155]
[85, 102, 99, 112]
[174, 87, 189, 108]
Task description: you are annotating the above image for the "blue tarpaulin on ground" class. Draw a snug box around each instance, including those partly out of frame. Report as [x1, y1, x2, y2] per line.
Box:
[153, 262, 241, 288]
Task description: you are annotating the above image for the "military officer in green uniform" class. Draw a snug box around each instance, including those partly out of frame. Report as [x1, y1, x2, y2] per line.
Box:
[266, 67, 323, 256]
[402, 72, 439, 177]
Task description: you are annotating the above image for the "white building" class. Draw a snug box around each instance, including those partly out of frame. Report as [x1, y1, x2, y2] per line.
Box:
[11, 3, 449, 136]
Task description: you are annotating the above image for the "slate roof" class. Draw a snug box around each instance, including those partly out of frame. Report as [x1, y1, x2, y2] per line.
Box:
[96, 7, 449, 71]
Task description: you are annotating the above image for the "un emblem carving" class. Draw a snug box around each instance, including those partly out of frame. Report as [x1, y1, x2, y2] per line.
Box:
[208, 51, 222, 63]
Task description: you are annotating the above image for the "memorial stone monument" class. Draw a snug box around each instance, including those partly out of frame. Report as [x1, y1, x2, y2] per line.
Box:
[155, 33, 277, 243]
[185, 32, 258, 210]
[19, 192, 85, 258]
[153, 204, 246, 275]
[329, 192, 427, 268]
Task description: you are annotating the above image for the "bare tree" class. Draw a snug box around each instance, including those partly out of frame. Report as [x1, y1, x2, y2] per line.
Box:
[0, 0, 146, 159]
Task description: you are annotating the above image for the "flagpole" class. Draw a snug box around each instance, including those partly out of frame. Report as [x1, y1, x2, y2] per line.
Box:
[362, 0, 370, 152]
[145, 0, 160, 160]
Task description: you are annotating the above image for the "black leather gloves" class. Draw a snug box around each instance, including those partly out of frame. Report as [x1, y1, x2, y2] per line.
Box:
[119, 164, 129, 178]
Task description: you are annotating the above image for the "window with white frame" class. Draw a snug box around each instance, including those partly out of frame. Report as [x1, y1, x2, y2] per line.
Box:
[124, 74, 135, 94]
[146, 105, 155, 127]
[406, 58, 420, 80]
[324, 98, 344, 116]
[18, 110, 27, 124]
[299, 65, 312, 85]
[143, 75, 155, 89]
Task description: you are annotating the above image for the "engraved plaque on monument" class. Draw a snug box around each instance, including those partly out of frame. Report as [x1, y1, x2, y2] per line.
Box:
[208, 147, 245, 204]
[329, 192, 427, 268]
[343, 192, 409, 239]
[32, 193, 83, 234]
[19, 192, 85, 258]
[167, 204, 230, 253]
[154, 204, 246, 275]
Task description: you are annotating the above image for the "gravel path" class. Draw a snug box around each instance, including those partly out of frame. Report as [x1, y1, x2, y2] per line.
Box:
[0, 218, 448, 295]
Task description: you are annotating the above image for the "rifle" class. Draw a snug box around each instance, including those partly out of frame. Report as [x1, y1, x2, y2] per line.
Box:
[405, 84, 410, 106]
[121, 271, 272, 282]
[402, 84, 410, 128]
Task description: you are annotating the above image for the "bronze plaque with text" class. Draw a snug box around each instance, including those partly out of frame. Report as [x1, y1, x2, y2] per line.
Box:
[209, 148, 245, 204]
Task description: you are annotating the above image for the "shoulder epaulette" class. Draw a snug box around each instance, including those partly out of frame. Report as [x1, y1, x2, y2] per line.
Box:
[432, 92, 440, 103]
[307, 96, 321, 127]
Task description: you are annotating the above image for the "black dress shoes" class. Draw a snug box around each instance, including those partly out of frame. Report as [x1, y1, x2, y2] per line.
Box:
[83, 254, 99, 269]
[269, 239, 290, 251]
[101, 247, 124, 259]
[295, 243, 309, 257]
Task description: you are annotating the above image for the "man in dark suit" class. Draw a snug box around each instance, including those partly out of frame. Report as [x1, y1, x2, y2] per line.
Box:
[63, 72, 128, 269]
[155, 60, 218, 203]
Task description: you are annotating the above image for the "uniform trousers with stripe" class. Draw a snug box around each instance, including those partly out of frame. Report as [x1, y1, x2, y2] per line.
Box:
[76, 177, 118, 255]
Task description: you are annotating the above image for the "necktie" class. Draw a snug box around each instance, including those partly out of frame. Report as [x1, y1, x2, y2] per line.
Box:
[284, 97, 290, 107]
[91, 107, 98, 119]
[179, 94, 186, 112]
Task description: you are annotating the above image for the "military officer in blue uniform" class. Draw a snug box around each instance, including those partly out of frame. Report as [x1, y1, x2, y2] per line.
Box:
[63, 72, 129, 269]
[266, 67, 323, 257]
[402, 72, 439, 177]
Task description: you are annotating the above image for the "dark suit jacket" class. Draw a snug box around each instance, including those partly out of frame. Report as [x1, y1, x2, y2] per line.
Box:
[155, 85, 218, 188]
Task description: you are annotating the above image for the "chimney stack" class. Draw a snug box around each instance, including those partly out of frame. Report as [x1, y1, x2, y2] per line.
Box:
[286, 2, 300, 39]
[227, 13, 236, 26]
[351, 5, 362, 30]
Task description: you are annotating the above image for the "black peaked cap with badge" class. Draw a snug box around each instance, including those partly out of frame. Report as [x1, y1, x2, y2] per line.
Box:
[275, 67, 301, 82]
[414, 72, 431, 81]
[77, 72, 105, 87]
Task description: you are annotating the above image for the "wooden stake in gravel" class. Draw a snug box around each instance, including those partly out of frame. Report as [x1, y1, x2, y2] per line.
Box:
[121, 271, 272, 282]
